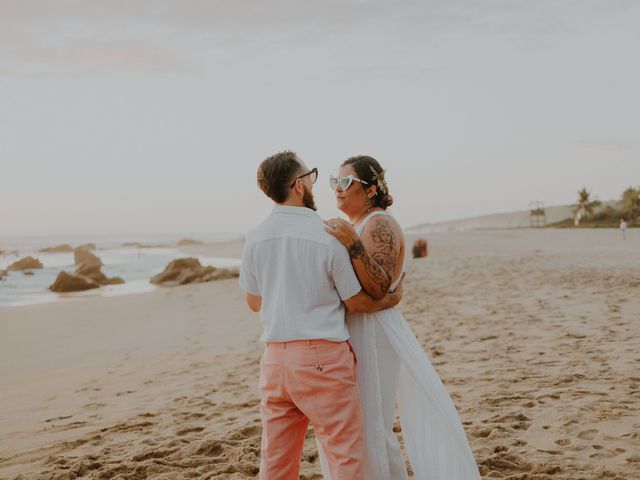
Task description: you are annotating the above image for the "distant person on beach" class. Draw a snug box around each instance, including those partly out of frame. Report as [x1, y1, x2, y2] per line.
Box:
[239, 150, 403, 480]
[322, 155, 481, 479]
[620, 219, 628, 240]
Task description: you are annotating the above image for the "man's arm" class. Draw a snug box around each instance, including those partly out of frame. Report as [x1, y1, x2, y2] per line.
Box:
[343, 273, 405, 314]
[245, 293, 262, 312]
[239, 240, 262, 312]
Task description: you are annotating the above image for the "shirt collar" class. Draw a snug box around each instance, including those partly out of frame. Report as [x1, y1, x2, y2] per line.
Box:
[271, 205, 319, 218]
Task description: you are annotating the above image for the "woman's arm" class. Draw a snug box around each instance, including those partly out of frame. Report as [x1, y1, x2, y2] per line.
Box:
[343, 273, 405, 313]
[325, 216, 403, 300]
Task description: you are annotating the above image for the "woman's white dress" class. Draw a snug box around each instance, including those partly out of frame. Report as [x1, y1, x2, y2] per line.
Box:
[319, 211, 481, 480]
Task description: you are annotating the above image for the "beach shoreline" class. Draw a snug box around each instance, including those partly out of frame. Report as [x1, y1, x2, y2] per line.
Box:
[0, 240, 245, 309]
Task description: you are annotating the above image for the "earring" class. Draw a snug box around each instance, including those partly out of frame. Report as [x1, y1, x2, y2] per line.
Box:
[365, 197, 372, 206]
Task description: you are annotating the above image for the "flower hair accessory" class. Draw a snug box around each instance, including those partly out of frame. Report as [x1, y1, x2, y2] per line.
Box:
[369, 165, 389, 194]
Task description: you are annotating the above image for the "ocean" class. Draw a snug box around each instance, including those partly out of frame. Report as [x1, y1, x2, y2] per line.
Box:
[0, 233, 243, 308]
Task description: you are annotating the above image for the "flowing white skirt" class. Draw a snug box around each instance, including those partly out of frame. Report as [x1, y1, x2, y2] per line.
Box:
[318, 307, 481, 480]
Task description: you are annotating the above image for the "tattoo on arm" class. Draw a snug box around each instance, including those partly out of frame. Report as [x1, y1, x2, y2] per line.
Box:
[369, 218, 398, 279]
[348, 239, 391, 293]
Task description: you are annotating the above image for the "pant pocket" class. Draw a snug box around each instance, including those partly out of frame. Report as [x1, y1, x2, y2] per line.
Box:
[347, 340, 358, 383]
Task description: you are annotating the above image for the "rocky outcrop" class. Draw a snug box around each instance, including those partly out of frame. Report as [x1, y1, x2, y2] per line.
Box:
[7, 256, 44, 271]
[75, 263, 124, 286]
[49, 271, 100, 292]
[39, 244, 73, 253]
[103, 276, 125, 285]
[0, 269, 6, 280]
[150, 258, 239, 287]
[76, 243, 96, 251]
[48, 249, 124, 292]
[74, 248, 102, 268]
[412, 239, 428, 259]
[75, 264, 107, 283]
[177, 239, 204, 246]
[123, 242, 150, 248]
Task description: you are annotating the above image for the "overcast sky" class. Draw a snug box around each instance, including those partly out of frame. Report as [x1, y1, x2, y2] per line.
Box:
[1, 0, 639, 236]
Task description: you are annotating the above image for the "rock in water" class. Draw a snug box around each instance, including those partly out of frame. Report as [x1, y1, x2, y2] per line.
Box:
[49, 271, 100, 292]
[39, 244, 73, 253]
[0, 269, 7, 280]
[7, 256, 44, 271]
[76, 263, 108, 283]
[74, 248, 102, 268]
[150, 257, 238, 286]
[75, 263, 124, 286]
[177, 238, 204, 246]
[205, 269, 240, 281]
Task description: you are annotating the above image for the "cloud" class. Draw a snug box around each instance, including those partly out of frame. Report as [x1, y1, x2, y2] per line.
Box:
[570, 139, 633, 152]
[0, 2, 194, 76]
[1, 0, 639, 78]
[0, 41, 190, 77]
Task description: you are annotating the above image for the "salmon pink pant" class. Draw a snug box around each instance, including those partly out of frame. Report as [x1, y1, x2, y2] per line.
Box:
[258, 339, 365, 480]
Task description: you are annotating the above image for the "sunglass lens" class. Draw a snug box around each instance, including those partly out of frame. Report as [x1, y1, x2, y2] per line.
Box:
[329, 176, 338, 190]
[340, 177, 352, 191]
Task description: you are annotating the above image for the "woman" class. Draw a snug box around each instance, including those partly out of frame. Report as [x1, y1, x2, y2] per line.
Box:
[322, 155, 481, 480]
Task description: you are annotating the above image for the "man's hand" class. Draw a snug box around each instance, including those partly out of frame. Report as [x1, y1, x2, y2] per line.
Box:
[245, 293, 262, 312]
[343, 273, 407, 314]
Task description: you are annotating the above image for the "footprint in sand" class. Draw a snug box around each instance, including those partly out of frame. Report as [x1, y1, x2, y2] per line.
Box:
[590, 449, 623, 459]
[487, 412, 531, 424]
[577, 429, 598, 440]
[176, 426, 205, 436]
[45, 415, 72, 422]
[472, 427, 494, 438]
[115, 390, 136, 396]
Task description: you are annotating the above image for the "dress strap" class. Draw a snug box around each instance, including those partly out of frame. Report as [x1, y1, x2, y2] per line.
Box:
[355, 210, 390, 235]
[388, 270, 406, 292]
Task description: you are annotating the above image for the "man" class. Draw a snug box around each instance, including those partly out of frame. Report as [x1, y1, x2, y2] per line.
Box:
[239, 150, 403, 480]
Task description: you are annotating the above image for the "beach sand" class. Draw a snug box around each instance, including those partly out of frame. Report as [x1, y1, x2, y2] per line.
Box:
[1, 229, 639, 479]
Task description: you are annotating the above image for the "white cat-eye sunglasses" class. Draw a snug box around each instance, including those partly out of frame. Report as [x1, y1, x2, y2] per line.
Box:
[329, 174, 370, 192]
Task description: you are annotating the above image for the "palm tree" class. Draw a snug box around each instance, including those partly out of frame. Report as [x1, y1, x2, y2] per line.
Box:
[572, 188, 601, 226]
[622, 186, 640, 223]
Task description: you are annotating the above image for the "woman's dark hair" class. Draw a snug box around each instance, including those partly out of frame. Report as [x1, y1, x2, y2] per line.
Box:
[342, 155, 393, 209]
[257, 150, 303, 203]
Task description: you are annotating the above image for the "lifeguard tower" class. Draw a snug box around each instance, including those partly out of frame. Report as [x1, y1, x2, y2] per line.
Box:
[529, 201, 546, 227]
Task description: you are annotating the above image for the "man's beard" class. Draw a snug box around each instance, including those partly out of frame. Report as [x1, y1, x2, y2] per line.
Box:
[303, 184, 318, 211]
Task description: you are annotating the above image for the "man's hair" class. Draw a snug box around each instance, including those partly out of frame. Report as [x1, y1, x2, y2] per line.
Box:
[257, 150, 303, 203]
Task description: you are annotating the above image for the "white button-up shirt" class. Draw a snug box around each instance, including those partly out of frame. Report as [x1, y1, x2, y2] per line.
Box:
[239, 205, 362, 342]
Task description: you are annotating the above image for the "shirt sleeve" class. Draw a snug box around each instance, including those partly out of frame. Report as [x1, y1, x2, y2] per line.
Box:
[239, 241, 261, 296]
[330, 238, 362, 301]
